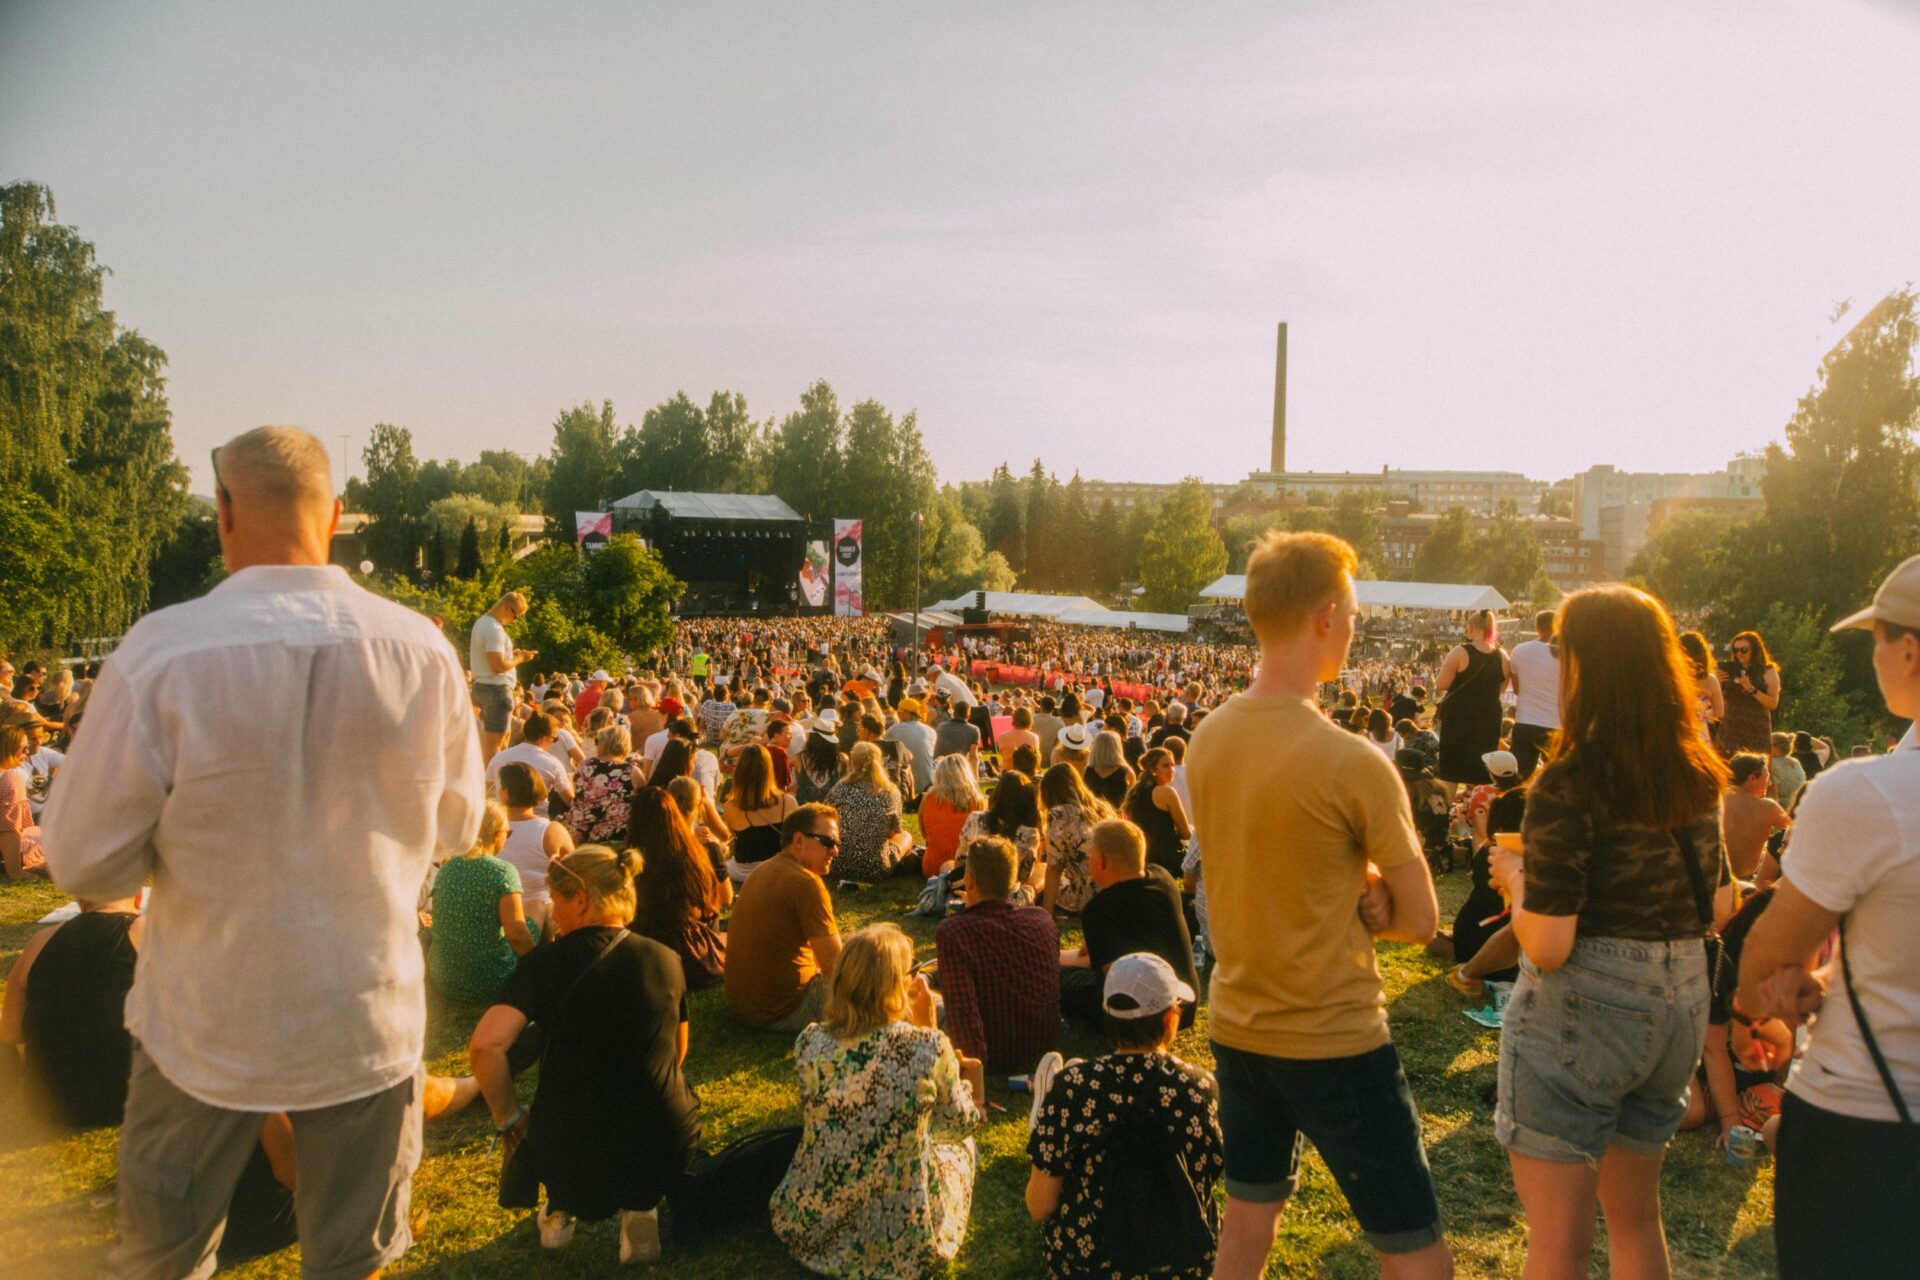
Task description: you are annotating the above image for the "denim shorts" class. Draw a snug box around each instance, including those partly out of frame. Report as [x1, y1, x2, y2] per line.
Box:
[1496, 935, 1708, 1163]
[473, 682, 514, 733]
[1211, 1040, 1443, 1254]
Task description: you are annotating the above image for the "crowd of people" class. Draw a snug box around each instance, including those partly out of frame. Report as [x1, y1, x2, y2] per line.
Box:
[2, 424, 1916, 1280]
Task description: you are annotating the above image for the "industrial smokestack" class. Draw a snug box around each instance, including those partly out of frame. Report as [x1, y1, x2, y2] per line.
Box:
[1270, 321, 1288, 474]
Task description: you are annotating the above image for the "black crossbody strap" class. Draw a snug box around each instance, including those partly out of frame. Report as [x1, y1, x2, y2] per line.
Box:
[1839, 915, 1914, 1126]
[537, 928, 628, 1073]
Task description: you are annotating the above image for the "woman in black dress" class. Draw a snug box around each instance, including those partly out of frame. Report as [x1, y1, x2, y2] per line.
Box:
[470, 845, 701, 1264]
[1433, 609, 1511, 791]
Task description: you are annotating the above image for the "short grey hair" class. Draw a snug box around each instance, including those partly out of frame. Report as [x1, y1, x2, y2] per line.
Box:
[211, 425, 334, 509]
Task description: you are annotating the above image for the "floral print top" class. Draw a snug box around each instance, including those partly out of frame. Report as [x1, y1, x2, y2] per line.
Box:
[1044, 802, 1100, 914]
[567, 756, 636, 843]
[773, 1021, 983, 1279]
[1027, 1052, 1224, 1280]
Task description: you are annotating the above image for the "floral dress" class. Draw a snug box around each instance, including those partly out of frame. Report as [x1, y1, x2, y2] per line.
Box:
[957, 813, 1041, 905]
[773, 1022, 982, 1279]
[567, 756, 636, 843]
[1044, 802, 1099, 914]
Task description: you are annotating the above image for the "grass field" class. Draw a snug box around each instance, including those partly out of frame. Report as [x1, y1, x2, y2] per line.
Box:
[0, 849, 1781, 1278]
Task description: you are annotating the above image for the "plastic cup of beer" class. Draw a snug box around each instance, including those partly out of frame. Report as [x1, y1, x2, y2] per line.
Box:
[1492, 832, 1523, 854]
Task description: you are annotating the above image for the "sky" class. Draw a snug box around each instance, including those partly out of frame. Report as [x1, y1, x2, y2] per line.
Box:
[4, 1, 1917, 496]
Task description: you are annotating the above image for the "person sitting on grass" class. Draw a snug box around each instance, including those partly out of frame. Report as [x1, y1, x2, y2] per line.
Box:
[827, 741, 915, 881]
[1428, 749, 1528, 996]
[725, 803, 844, 1033]
[429, 800, 537, 1003]
[935, 836, 1061, 1073]
[470, 845, 700, 1265]
[496, 761, 574, 942]
[918, 753, 987, 878]
[1060, 819, 1199, 1030]
[957, 769, 1046, 903]
[486, 710, 575, 815]
[1040, 760, 1114, 916]
[772, 923, 984, 1278]
[1681, 883, 1792, 1154]
[629, 785, 731, 991]
[0, 722, 50, 880]
[1027, 951, 1224, 1280]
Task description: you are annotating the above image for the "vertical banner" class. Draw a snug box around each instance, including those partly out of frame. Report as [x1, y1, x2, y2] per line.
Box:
[575, 510, 613, 548]
[833, 518, 863, 616]
[799, 539, 830, 608]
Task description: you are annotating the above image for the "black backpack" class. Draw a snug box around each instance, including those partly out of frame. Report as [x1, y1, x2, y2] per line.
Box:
[1091, 1102, 1217, 1274]
[668, 1125, 802, 1245]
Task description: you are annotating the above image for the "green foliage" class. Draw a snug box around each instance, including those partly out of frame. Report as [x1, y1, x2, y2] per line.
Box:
[765, 380, 843, 522]
[1, 182, 190, 643]
[358, 423, 425, 574]
[1221, 508, 1287, 573]
[1473, 511, 1546, 601]
[983, 464, 1025, 573]
[1752, 603, 1878, 746]
[0, 489, 87, 646]
[543, 400, 623, 530]
[422, 494, 518, 578]
[1138, 479, 1227, 612]
[146, 509, 225, 610]
[620, 390, 769, 496]
[1625, 511, 1748, 610]
[1285, 490, 1384, 575]
[1413, 508, 1477, 582]
[582, 534, 683, 658]
[837, 400, 938, 609]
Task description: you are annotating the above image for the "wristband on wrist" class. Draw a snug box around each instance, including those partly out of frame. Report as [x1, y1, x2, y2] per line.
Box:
[488, 1106, 526, 1152]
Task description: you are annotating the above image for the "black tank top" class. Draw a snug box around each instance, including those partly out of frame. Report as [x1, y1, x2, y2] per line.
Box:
[24, 911, 137, 1129]
[731, 813, 785, 866]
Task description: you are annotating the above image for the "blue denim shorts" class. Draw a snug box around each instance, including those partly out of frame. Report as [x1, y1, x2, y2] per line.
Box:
[1496, 935, 1709, 1163]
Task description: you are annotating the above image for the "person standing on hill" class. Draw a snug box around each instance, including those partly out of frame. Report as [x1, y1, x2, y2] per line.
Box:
[471, 591, 535, 763]
[1507, 610, 1560, 779]
[1187, 530, 1449, 1280]
[44, 425, 484, 1280]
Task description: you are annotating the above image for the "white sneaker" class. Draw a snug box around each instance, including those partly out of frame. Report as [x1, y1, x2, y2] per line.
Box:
[619, 1207, 661, 1264]
[537, 1202, 576, 1249]
[1029, 1051, 1065, 1131]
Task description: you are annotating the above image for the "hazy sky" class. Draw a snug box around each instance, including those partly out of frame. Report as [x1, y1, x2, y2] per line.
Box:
[5, 1, 1917, 495]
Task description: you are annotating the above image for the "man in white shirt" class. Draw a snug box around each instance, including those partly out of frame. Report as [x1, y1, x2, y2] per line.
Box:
[883, 698, 938, 797]
[44, 426, 483, 1280]
[928, 662, 971, 707]
[1739, 554, 1920, 1276]
[1507, 610, 1561, 779]
[0, 705, 63, 819]
[470, 591, 534, 762]
[485, 710, 574, 807]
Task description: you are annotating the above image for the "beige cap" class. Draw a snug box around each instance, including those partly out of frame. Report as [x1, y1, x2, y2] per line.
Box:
[1831, 554, 1920, 633]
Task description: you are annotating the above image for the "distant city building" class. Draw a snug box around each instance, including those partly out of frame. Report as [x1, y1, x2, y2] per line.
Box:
[1573, 458, 1765, 576]
[1376, 505, 1603, 590]
[1244, 466, 1544, 516]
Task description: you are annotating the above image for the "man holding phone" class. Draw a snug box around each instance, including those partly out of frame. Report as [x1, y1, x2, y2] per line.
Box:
[471, 592, 536, 762]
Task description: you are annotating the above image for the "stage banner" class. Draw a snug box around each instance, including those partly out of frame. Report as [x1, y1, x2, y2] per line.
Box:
[575, 510, 613, 548]
[833, 519, 863, 616]
[799, 539, 830, 608]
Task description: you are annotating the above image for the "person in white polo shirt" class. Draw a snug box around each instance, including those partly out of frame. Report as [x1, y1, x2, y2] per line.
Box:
[1739, 553, 1920, 1278]
[1506, 609, 1560, 779]
[471, 592, 535, 763]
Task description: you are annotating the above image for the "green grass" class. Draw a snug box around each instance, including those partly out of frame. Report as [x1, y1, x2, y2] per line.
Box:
[0, 860, 1779, 1278]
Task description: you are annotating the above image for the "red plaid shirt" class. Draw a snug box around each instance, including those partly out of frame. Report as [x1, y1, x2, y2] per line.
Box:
[935, 899, 1060, 1072]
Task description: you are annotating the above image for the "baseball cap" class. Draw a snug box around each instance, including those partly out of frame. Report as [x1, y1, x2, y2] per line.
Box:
[897, 697, 924, 718]
[1832, 554, 1920, 633]
[658, 696, 684, 718]
[0, 700, 57, 732]
[1102, 952, 1195, 1017]
[1056, 723, 1092, 752]
[908, 679, 929, 696]
[1482, 750, 1521, 780]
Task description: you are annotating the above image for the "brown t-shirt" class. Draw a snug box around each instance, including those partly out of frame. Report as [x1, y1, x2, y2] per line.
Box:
[1521, 759, 1730, 939]
[723, 853, 836, 1026]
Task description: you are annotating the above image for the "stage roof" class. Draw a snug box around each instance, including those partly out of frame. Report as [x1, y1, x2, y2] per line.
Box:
[927, 591, 1104, 618]
[1199, 575, 1510, 613]
[611, 491, 804, 522]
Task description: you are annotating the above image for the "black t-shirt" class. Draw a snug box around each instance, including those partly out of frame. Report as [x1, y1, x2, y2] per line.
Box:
[1451, 787, 1528, 969]
[1028, 1052, 1223, 1280]
[1082, 867, 1198, 1013]
[500, 927, 700, 1219]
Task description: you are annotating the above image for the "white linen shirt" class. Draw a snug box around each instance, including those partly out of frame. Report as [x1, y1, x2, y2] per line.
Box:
[42, 565, 484, 1111]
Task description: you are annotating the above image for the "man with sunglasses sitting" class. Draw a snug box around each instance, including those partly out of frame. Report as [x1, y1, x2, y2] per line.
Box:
[725, 803, 845, 1033]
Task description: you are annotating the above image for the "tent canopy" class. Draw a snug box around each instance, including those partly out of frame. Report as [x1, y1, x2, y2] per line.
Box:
[611, 491, 804, 522]
[1055, 607, 1190, 634]
[926, 591, 1104, 618]
[1199, 575, 1510, 613]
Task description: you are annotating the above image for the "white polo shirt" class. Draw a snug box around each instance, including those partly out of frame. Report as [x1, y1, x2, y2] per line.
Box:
[1509, 638, 1560, 730]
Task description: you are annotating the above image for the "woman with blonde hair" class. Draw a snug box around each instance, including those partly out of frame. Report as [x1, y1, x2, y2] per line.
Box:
[1084, 728, 1135, 809]
[722, 743, 798, 882]
[470, 844, 700, 1263]
[566, 723, 642, 843]
[429, 800, 537, 1002]
[772, 923, 983, 1278]
[918, 753, 986, 878]
[828, 741, 914, 881]
[1676, 630, 1725, 740]
[1433, 607, 1511, 790]
[1488, 584, 1732, 1279]
[665, 775, 730, 882]
[1039, 762, 1112, 915]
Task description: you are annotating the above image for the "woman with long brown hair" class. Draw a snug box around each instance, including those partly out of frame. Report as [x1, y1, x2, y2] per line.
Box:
[722, 743, 797, 882]
[1716, 628, 1780, 757]
[628, 787, 730, 990]
[1488, 584, 1733, 1280]
[957, 769, 1047, 902]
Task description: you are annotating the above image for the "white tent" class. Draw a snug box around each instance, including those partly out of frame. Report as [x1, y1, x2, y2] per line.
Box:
[1055, 606, 1191, 634]
[1198, 575, 1510, 613]
[925, 591, 1104, 619]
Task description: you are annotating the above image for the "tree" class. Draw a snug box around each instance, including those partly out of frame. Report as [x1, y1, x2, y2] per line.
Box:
[543, 400, 623, 530]
[766, 380, 843, 521]
[1023, 461, 1058, 589]
[456, 518, 482, 580]
[583, 534, 684, 658]
[1626, 511, 1749, 610]
[146, 507, 224, 610]
[1414, 508, 1477, 582]
[1138, 478, 1227, 612]
[422, 494, 518, 577]
[1724, 291, 1920, 711]
[1473, 511, 1545, 601]
[838, 399, 938, 609]
[1755, 603, 1877, 748]
[1286, 490, 1383, 575]
[984, 464, 1025, 573]
[0, 490, 87, 647]
[980, 550, 1017, 592]
[1, 182, 191, 642]
[359, 423, 424, 575]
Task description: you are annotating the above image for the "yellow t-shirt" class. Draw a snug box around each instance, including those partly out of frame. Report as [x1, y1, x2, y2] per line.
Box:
[1188, 695, 1421, 1060]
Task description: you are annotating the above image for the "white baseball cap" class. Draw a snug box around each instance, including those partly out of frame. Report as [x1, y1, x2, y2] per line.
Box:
[1482, 749, 1521, 779]
[1102, 952, 1195, 1017]
[1833, 553, 1920, 633]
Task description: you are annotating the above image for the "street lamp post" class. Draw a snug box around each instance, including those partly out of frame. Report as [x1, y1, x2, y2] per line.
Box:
[912, 510, 924, 676]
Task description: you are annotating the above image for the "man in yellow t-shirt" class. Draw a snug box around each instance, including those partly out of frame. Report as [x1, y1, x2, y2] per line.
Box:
[1186, 531, 1450, 1280]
